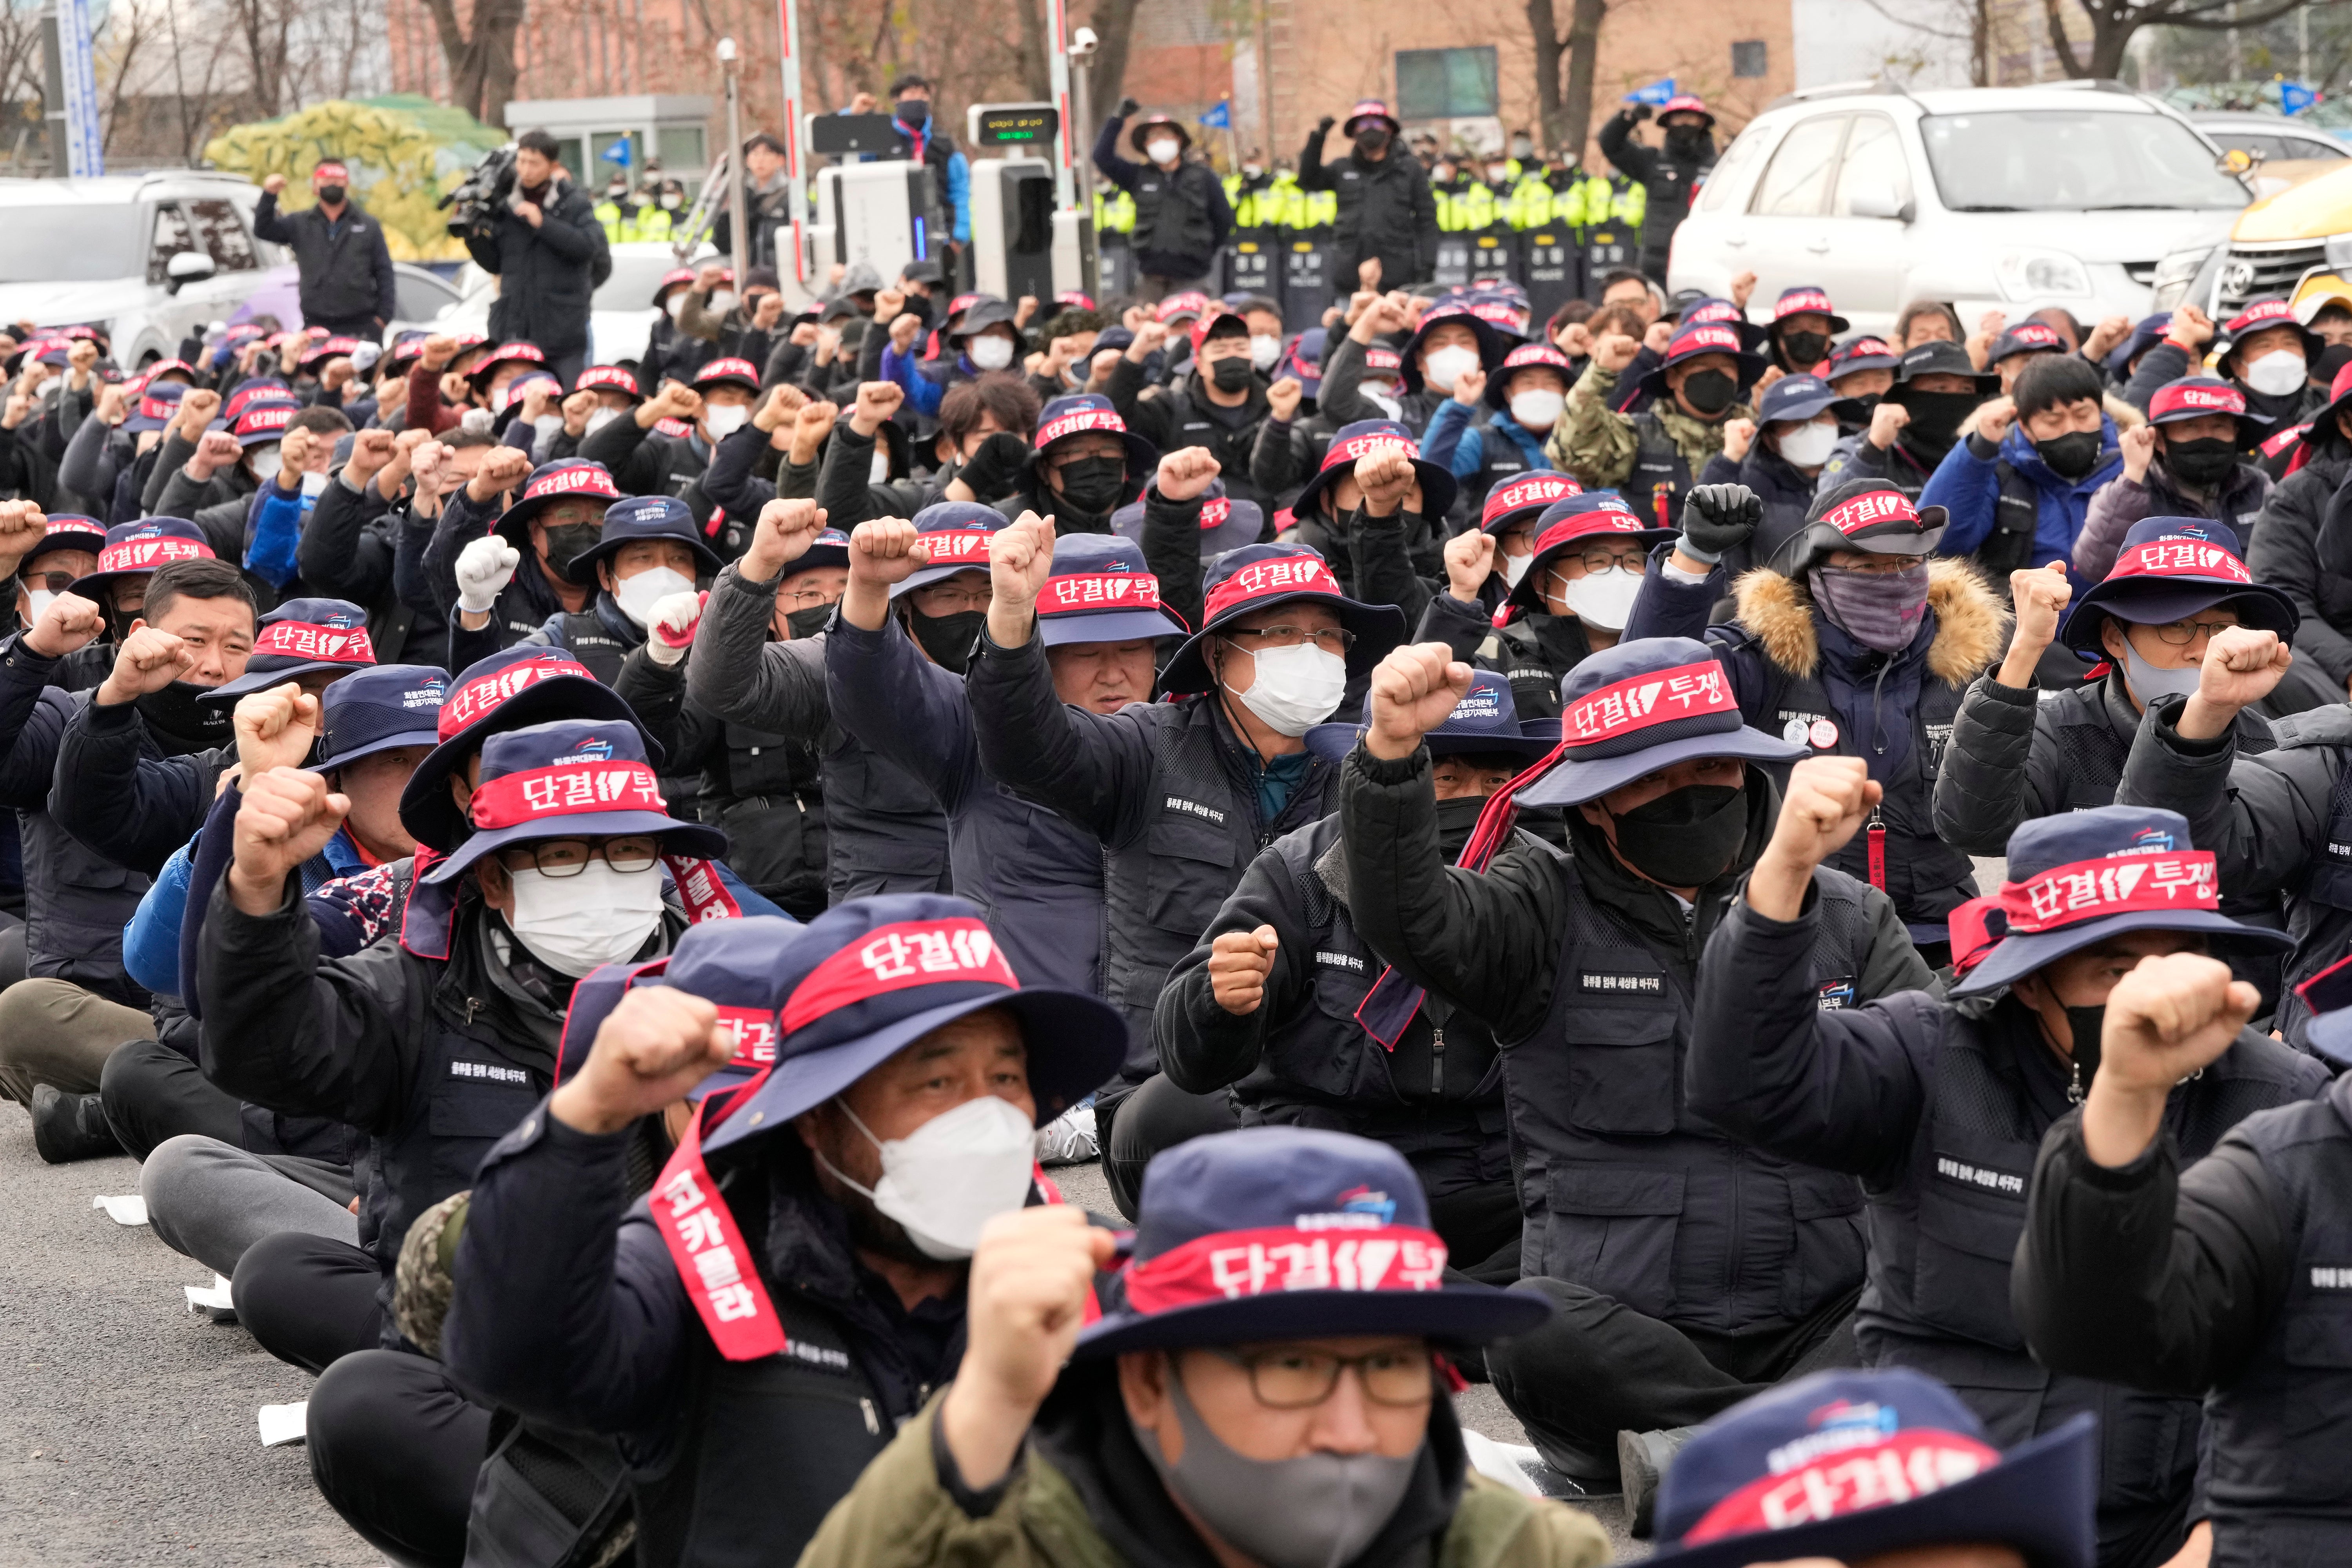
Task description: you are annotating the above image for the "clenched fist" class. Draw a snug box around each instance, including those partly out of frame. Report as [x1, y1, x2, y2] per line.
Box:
[1366, 642, 1475, 760]
[1759, 756, 1880, 885]
[1444, 529, 1499, 602]
[1266, 376, 1304, 423]
[467, 445, 533, 503]
[851, 379, 905, 436]
[96, 626, 197, 706]
[644, 590, 706, 668]
[2180, 625, 2293, 739]
[985, 513, 1058, 648]
[1155, 447, 1221, 503]
[1354, 449, 1417, 516]
[550, 980, 731, 1134]
[1592, 332, 1641, 374]
[2083, 953, 2260, 1169]
[2004, 563, 2073, 666]
[1209, 925, 1280, 1015]
[1867, 400, 1909, 451]
[454, 535, 521, 615]
[234, 682, 323, 777]
[743, 498, 829, 583]
[22, 590, 105, 659]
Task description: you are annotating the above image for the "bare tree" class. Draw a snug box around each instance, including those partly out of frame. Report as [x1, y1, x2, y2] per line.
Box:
[1525, 0, 1609, 157]
[1083, 0, 1142, 121]
[2042, 0, 2307, 80]
[419, 0, 529, 125]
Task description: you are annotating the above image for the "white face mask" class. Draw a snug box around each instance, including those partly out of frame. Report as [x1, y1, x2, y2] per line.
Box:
[870, 449, 891, 483]
[1502, 548, 1534, 588]
[1243, 163, 1264, 179]
[1558, 564, 1644, 631]
[584, 406, 622, 437]
[532, 412, 564, 439]
[23, 588, 56, 625]
[615, 564, 695, 627]
[817, 1094, 1037, 1259]
[665, 294, 687, 321]
[1147, 138, 1182, 167]
[1509, 388, 1565, 431]
[1225, 641, 1347, 736]
[248, 443, 282, 483]
[505, 860, 665, 978]
[707, 290, 739, 316]
[1363, 384, 1403, 419]
[702, 403, 750, 440]
[967, 334, 1016, 371]
[2243, 348, 2307, 399]
[1424, 344, 1480, 392]
[1250, 333, 1283, 372]
[1775, 417, 1840, 469]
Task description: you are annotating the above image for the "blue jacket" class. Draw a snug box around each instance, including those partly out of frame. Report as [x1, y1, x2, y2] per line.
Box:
[1419, 401, 1555, 486]
[1920, 419, 2122, 592]
[877, 342, 975, 418]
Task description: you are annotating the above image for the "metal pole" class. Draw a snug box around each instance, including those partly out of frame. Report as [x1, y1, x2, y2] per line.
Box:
[1045, 0, 1077, 211]
[721, 38, 751, 283]
[775, 0, 807, 282]
[38, 1, 67, 176]
[2299, 2, 2311, 90]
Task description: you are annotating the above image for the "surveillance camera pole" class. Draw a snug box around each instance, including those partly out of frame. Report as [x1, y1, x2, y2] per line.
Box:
[719, 37, 751, 287]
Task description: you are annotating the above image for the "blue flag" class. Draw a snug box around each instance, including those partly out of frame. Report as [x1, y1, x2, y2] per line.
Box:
[603, 140, 634, 167]
[1626, 77, 1677, 107]
[1200, 99, 1231, 129]
[2281, 81, 2318, 116]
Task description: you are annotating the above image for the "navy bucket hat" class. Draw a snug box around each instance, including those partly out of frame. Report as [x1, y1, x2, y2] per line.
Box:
[2295, 950, 2352, 1066]
[308, 663, 448, 773]
[67, 518, 214, 600]
[399, 646, 661, 852]
[1034, 533, 1189, 648]
[2062, 517, 2294, 658]
[702, 893, 1127, 1155]
[1636, 320, 1767, 403]
[1483, 342, 1574, 410]
[1477, 472, 1583, 538]
[2144, 375, 2272, 451]
[1650, 1367, 2094, 1568]
[202, 597, 377, 705]
[564, 495, 724, 585]
[1950, 806, 2290, 999]
[1515, 637, 1804, 808]
[1504, 493, 1672, 613]
[490, 460, 625, 554]
[1032, 394, 1160, 476]
[1157, 542, 1406, 695]
[891, 500, 1013, 598]
[1111, 481, 1264, 558]
[1304, 667, 1557, 764]
[1289, 419, 1459, 527]
[22, 513, 108, 562]
[1769, 285, 1850, 337]
[1074, 1127, 1552, 1358]
[420, 717, 724, 889]
[1396, 301, 1511, 394]
[1754, 373, 1843, 428]
[554, 917, 811, 1103]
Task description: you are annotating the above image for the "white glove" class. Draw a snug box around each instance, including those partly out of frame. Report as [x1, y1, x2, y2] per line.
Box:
[644, 590, 704, 667]
[455, 535, 521, 615]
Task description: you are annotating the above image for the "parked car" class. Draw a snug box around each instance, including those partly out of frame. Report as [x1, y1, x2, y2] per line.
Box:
[2153, 143, 2352, 323]
[430, 241, 704, 373]
[1668, 81, 2252, 337]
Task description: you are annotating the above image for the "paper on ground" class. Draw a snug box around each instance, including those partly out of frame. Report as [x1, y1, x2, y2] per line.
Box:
[1460, 1430, 1543, 1497]
[184, 1274, 234, 1312]
[258, 1401, 308, 1446]
[92, 1193, 147, 1226]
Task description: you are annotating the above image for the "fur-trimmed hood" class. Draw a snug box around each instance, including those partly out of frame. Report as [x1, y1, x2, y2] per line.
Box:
[1731, 558, 2009, 685]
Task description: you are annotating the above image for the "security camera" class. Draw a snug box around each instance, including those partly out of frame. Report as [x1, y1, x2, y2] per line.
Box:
[1070, 26, 1099, 58]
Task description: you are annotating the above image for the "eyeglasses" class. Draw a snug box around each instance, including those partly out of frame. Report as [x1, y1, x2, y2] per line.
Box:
[494, 835, 662, 877]
[1221, 625, 1355, 655]
[18, 570, 76, 593]
[779, 586, 844, 609]
[1553, 547, 1646, 575]
[2150, 618, 2239, 647]
[1047, 442, 1123, 471]
[912, 582, 992, 614]
[1203, 1346, 1435, 1410]
[1829, 554, 1923, 576]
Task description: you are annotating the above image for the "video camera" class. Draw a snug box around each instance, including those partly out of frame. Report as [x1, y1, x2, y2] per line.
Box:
[440, 144, 519, 241]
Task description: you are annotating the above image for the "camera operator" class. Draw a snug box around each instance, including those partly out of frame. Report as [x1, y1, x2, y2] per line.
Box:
[462, 130, 604, 388]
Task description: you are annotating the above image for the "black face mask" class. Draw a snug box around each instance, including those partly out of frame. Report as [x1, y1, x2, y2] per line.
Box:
[1209, 355, 1254, 392]
[1354, 129, 1390, 158]
[1052, 455, 1127, 516]
[2062, 1004, 2105, 1100]
[1842, 392, 1881, 424]
[1665, 128, 1712, 160]
[1606, 782, 1746, 887]
[136, 680, 236, 751]
[1678, 369, 1737, 417]
[316, 184, 346, 205]
[1434, 794, 1490, 859]
[541, 522, 602, 579]
[104, 603, 141, 644]
[2163, 436, 2238, 487]
[784, 602, 835, 639]
[2036, 429, 2104, 480]
[901, 292, 936, 328]
[1899, 391, 1980, 448]
[1779, 330, 1830, 368]
[908, 607, 985, 674]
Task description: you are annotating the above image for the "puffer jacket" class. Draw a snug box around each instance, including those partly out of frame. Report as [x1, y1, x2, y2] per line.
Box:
[2247, 444, 2352, 688]
[2073, 456, 2270, 581]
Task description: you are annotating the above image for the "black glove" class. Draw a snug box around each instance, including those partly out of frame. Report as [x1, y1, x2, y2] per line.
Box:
[1678, 484, 1762, 564]
[1628, 103, 1654, 123]
[1316, 116, 1337, 135]
[958, 431, 1031, 501]
[1115, 97, 1141, 120]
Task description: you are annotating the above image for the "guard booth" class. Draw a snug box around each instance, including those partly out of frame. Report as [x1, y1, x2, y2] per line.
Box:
[1522, 226, 1583, 326]
[964, 103, 1088, 303]
[1281, 235, 1338, 332]
[504, 95, 714, 198]
[1223, 231, 1281, 307]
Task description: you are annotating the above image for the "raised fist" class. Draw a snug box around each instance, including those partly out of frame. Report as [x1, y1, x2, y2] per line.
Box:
[1209, 926, 1280, 1015]
[851, 379, 905, 436]
[228, 768, 350, 915]
[1266, 375, 1303, 422]
[644, 590, 706, 668]
[98, 626, 197, 706]
[2007, 562, 2073, 657]
[1353, 448, 1417, 515]
[454, 535, 521, 614]
[1867, 400, 1909, 451]
[1681, 483, 1762, 561]
[1592, 332, 1641, 374]
[1443, 529, 1498, 601]
[548, 985, 729, 1135]
[986, 512, 1057, 622]
[1450, 363, 1487, 408]
[1720, 417, 1756, 465]
[1366, 642, 1475, 760]
[467, 445, 533, 503]
[0, 499, 51, 561]
[1155, 447, 1221, 503]
[22, 590, 105, 659]
[1761, 755, 1880, 876]
[744, 498, 828, 582]
[234, 682, 323, 777]
[189, 429, 243, 480]
[263, 173, 288, 194]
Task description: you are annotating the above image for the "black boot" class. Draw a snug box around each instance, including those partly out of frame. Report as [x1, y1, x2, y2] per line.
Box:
[30, 1084, 122, 1164]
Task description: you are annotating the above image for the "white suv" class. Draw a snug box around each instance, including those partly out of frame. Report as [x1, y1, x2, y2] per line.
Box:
[0, 172, 288, 366]
[1668, 82, 2252, 336]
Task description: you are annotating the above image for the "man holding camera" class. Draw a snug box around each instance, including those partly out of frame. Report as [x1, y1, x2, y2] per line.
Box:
[462, 130, 606, 388]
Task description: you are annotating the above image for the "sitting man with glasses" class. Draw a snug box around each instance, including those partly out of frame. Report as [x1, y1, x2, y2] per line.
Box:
[968, 519, 1406, 1216]
[199, 714, 730, 1566]
[798, 1126, 1610, 1568]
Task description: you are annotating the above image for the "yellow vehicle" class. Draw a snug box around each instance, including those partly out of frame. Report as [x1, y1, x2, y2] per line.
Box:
[2160, 152, 2352, 322]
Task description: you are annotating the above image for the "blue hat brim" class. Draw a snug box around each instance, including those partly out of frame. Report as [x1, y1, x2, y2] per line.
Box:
[1640, 347, 1768, 402]
[702, 986, 1127, 1156]
[1950, 909, 2293, 999]
[1033, 426, 1161, 481]
[1514, 728, 1806, 808]
[397, 677, 664, 853]
[1159, 597, 1407, 697]
[564, 529, 724, 585]
[1073, 1276, 1554, 1360]
[2306, 1009, 2352, 1067]
[420, 808, 728, 886]
[494, 490, 619, 553]
[1650, 1413, 2096, 1568]
[1303, 720, 1557, 766]
[891, 559, 1001, 597]
[24, 525, 109, 558]
[1760, 386, 1845, 425]
[2062, 581, 2297, 655]
[1397, 314, 1513, 394]
[1038, 608, 1189, 647]
[309, 726, 444, 773]
[200, 658, 368, 706]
